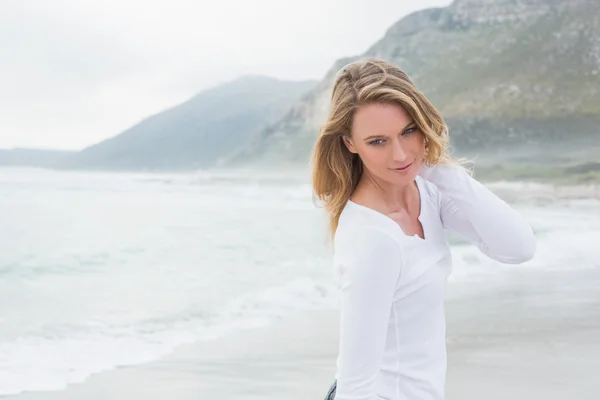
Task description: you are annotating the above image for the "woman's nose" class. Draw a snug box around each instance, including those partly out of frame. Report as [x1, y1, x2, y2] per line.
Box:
[391, 140, 408, 162]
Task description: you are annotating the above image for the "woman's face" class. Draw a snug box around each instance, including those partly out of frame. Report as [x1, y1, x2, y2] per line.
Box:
[343, 102, 426, 186]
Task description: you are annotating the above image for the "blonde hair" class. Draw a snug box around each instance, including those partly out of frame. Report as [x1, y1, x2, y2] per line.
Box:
[310, 58, 465, 242]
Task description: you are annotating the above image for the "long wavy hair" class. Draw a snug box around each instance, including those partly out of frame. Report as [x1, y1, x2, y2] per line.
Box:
[310, 58, 464, 243]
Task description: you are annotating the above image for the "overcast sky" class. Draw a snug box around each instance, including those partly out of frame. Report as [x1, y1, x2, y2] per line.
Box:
[1, 0, 452, 150]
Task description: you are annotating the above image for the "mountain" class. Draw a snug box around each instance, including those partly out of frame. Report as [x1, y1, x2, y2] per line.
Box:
[59, 75, 316, 171]
[0, 148, 75, 168]
[227, 0, 600, 181]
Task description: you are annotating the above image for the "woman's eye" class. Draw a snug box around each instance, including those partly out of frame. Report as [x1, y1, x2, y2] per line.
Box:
[369, 139, 384, 145]
[403, 127, 417, 135]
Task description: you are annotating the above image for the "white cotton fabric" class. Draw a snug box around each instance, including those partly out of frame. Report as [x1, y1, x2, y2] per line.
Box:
[332, 165, 536, 400]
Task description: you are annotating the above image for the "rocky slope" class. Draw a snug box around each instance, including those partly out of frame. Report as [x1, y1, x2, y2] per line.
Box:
[58, 76, 316, 171]
[228, 0, 600, 174]
[0, 148, 75, 168]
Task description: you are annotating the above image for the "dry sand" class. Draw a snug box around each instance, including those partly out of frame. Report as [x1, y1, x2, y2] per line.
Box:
[7, 266, 600, 400]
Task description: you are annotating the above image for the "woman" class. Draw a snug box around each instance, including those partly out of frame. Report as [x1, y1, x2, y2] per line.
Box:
[311, 59, 536, 400]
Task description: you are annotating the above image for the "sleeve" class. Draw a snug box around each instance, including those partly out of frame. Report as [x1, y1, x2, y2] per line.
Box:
[418, 164, 536, 264]
[334, 226, 403, 400]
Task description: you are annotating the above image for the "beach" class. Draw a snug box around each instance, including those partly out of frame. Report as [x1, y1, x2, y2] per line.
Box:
[2, 168, 599, 399]
[3, 0, 600, 397]
[8, 266, 600, 400]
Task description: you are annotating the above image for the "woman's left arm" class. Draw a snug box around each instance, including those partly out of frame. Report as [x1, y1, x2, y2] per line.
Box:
[419, 164, 536, 264]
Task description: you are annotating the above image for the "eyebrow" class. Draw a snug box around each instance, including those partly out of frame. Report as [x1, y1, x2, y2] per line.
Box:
[363, 121, 416, 141]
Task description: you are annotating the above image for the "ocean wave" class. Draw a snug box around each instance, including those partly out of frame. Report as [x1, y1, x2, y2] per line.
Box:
[0, 277, 338, 396]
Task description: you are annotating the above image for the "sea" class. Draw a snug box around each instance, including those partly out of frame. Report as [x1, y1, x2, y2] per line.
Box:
[0, 166, 598, 396]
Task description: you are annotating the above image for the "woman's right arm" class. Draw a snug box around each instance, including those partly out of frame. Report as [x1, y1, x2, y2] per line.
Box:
[335, 226, 403, 400]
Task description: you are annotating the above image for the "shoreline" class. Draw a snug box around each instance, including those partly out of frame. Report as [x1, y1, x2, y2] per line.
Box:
[7, 266, 600, 400]
[3, 164, 599, 189]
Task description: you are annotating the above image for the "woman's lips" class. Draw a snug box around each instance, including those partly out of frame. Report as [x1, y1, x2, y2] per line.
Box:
[392, 163, 412, 172]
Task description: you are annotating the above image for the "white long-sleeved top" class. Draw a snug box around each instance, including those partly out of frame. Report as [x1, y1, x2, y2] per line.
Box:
[332, 164, 536, 400]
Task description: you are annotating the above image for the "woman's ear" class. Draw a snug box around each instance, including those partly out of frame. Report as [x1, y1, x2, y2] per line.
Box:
[342, 136, 358, 154]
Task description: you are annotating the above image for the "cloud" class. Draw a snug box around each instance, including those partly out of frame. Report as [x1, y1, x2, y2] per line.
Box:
[0, 0, 452, 149]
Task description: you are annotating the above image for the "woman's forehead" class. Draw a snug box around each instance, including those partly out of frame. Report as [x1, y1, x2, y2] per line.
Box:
[352, 103, 412, 135]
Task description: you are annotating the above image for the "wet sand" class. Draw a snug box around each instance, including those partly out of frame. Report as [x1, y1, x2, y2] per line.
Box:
[8, 265, 600, 400]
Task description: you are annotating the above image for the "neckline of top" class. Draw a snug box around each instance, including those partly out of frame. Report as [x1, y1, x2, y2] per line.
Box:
[346, 175, 427, 241]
